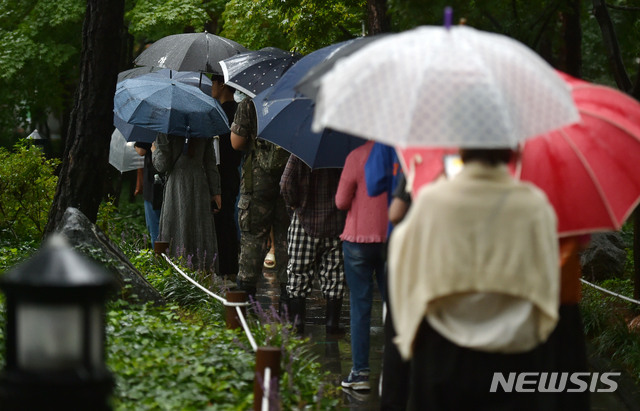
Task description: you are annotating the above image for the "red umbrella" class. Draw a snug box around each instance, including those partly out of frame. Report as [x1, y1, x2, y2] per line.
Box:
[396, 146, 458, 191]
[398, 72, 640, 236]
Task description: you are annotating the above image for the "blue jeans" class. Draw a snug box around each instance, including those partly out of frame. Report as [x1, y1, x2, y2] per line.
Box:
[343, 241, 387, 372]
[144, 200, 161, 247]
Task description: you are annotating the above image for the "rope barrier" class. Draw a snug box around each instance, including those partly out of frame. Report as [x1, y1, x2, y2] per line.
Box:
[160, 252, 277, 411]
[237, 305, 258, 352]
[161, 253, 250, 307]
[161, 253, 257, 351]
[581, 278, 640, 306]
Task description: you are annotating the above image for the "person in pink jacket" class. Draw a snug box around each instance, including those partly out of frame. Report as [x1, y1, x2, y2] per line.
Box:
[335, 141, 389, 391]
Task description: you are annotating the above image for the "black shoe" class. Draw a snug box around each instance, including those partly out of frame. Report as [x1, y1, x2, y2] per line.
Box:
[288, 297, 306, 334]
[325, 298, 345, 335]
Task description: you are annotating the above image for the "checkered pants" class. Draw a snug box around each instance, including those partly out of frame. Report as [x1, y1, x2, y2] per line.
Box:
[286, 212, 346, 300]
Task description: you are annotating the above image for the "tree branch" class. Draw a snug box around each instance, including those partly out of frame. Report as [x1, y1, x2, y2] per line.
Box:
[606, 3, 640, 11]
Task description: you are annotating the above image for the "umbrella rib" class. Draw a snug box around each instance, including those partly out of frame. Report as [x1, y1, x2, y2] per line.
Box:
[205, 33, 211, 72]
[226, 82, 256, 98]
[559, 125, 620, 229]
[579, 108, 640, 143]
[578, 107, 640, 227]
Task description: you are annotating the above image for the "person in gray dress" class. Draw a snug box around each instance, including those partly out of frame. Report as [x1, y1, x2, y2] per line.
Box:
[152, 133, 222, 277]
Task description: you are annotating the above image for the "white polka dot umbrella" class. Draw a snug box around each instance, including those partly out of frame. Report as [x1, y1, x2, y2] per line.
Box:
[312, 25, 580, 148]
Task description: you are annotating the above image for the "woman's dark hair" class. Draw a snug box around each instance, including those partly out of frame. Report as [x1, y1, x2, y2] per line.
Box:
[459, 148, 513, 165]
[211, 75, 225, 83]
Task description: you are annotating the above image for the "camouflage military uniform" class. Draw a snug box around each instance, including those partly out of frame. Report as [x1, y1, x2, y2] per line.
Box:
[230, 98, 290, 291]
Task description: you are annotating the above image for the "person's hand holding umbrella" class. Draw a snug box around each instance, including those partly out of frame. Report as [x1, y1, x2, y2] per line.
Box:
[211, 194, 221, 214]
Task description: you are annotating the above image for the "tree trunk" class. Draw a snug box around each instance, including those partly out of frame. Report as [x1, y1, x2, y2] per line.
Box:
[561, 0, 582, 78]
[591, 0, 632, 91]
[367, 0, 390, 35]
[44, 0, 125, 236]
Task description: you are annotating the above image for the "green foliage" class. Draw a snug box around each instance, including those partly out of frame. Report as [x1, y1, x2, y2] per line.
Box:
[621, 220, 635, 278]
[387, 0, 640, 86]
[220, 0, 366, 53]
[126, 0, 212, 42]
[0, 182, 340, 408]
[0, 296, 4, 369]
[0, 140, 59, 241]
[249, 302, 340, 409]
[97, 196, 118, 234]
[388, 1, 566, 48]
[580, 277, 640, 384]
[219, 0, 290, 51]
[0, 239, 38, 272]
[106, 301, 254, 410]
[100, 195, 339, 408]
[0, 0, 85, 146]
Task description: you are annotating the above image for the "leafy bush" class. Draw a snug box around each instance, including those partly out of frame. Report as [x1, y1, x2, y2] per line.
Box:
[107, 301, 255, 410]
[0, 140, 59, 241]
[0, 238, 39, 272]
[580, 277, 640, 384]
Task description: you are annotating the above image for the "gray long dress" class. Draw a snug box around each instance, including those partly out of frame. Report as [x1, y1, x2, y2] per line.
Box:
[152, 133, 220, 274]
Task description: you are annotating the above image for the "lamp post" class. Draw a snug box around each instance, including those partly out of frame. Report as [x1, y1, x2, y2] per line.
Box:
[0, 235, 116, 410]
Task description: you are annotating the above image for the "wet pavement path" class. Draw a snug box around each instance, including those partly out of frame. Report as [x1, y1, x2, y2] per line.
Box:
[256, 268, 383, 409]
[254, 267, 640, 410]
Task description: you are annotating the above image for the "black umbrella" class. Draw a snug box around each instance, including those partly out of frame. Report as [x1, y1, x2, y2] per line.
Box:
[133, 32, 248, 74]
[295, 34, 389, 100]
[219, 47, 301, 98]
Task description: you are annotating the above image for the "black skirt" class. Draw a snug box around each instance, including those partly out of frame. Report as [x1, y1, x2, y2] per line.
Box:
[408, 305, 589, 411]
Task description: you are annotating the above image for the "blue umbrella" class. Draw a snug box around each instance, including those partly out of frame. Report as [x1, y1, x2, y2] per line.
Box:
[113, 113, 157, 143]
[253, 41, 366, 169]
[114, 75, 229, 138]
[145, 68, 213, 96]
[118, 67, 213, 95]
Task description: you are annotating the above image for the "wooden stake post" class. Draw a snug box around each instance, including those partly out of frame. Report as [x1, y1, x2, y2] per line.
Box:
[254, 346, 281, 410]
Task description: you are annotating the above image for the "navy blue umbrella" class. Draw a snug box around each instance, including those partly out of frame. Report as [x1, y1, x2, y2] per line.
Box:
[253, 41, 366, 169]
[294, 35, 388, 100]
[114, 75, 229, 138]
[219, 47, 301, 98]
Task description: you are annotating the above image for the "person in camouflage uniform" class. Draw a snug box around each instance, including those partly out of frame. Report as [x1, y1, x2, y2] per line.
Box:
[230, 97, 290, 301]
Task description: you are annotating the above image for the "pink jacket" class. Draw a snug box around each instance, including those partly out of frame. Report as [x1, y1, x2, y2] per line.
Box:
[335, 141, 388, 243]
